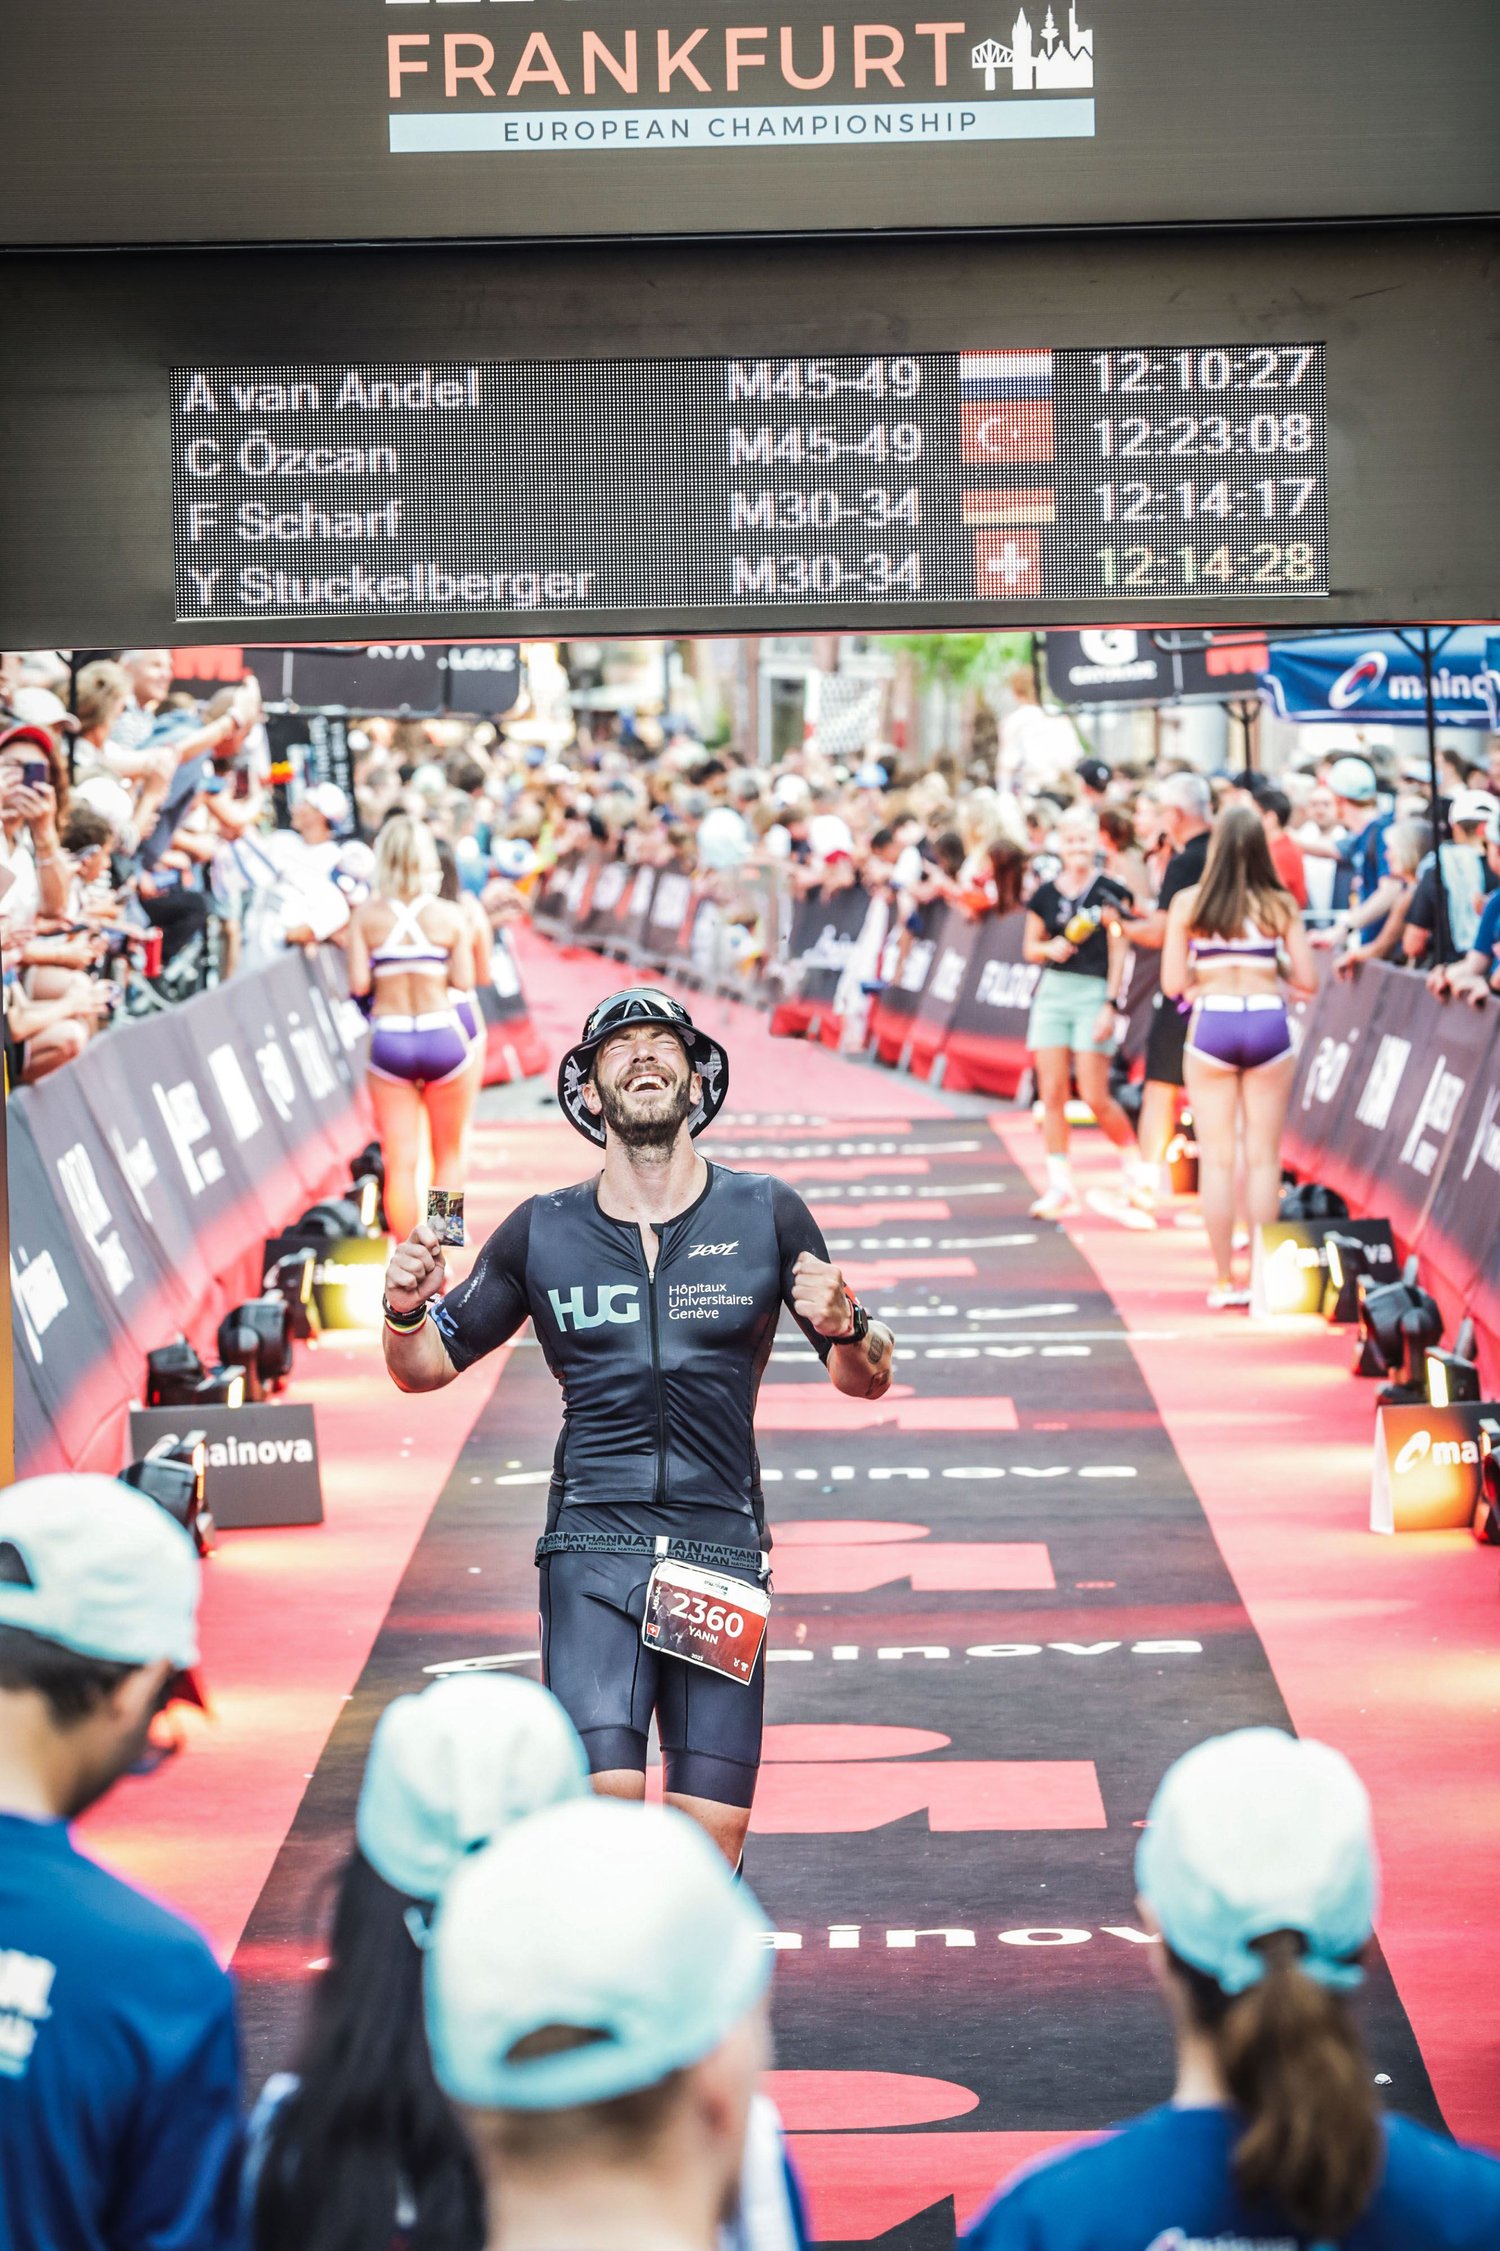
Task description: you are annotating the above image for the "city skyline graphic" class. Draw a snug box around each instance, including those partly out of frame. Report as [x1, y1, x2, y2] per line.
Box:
[972, 4, 1095, 93]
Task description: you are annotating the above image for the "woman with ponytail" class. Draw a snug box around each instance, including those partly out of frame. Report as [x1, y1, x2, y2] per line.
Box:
[965, 1728, 1500, 2248]
[247, 1675, 591, 2251]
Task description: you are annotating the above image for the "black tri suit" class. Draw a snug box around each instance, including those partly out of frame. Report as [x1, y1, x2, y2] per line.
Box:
[430, 1163, 834, 1807]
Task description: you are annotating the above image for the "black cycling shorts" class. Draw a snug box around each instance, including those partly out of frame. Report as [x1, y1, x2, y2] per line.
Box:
[1144, 991, 1190, 1089]
[538, 1550, 764, 1808]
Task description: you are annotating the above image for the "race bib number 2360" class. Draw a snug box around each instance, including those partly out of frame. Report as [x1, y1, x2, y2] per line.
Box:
[642, 1559, 770, 1686]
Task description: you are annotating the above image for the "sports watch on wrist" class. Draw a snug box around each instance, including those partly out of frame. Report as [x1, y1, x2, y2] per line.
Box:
[830, 1297, 870, 1346]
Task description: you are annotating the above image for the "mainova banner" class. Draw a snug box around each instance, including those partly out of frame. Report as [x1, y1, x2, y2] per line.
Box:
[1260, 629, 1500, 729]
[4, 2, 1496, 245]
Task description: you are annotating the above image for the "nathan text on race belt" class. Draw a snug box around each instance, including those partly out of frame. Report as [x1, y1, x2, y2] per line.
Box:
[642, 1558, 770, 1685]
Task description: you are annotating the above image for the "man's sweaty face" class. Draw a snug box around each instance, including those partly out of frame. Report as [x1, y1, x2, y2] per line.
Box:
[591, 1024, 695, 1142]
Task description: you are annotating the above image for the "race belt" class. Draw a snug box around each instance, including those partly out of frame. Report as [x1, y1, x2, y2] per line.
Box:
[534, 1529, 771, 1584]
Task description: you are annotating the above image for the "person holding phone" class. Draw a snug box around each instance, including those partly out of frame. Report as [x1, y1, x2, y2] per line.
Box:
[0, 727, 70, 930]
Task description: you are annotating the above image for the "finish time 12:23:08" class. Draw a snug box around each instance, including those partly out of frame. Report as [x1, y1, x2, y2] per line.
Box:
[1061, 345, 1327, 597]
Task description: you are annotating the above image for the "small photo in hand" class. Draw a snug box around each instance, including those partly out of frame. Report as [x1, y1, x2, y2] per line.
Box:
[426, 1188, 466, 1248]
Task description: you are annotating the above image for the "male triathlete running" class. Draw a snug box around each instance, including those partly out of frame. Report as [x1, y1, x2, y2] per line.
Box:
[381, 986, 896, 1863]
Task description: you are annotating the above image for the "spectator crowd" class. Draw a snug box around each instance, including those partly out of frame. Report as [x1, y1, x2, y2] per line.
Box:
[4, 644, 1498, 1299]
[5, 645, 1498, 1098]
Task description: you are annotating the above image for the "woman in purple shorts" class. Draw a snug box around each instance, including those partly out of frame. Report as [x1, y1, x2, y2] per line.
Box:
[347, 817, 476, 1241]
[1162, 801, 1318, 1308]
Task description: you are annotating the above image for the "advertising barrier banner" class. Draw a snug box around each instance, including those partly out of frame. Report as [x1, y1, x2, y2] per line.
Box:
[943, 914, 1038, 1097]
[9, 949, 373, 1477]
[1282, 964, 1500, 1379]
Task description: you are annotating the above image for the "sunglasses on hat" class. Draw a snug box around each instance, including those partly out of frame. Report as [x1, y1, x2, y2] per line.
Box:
[583, 988, 692, 1041]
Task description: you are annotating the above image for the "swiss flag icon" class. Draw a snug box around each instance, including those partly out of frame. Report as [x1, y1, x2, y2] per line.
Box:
[973, 529, 1041, 598]
[960, 399, 1054, 465]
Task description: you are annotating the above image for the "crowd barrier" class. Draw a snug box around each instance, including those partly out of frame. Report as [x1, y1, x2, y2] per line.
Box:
[1283, 961, 1500, 1380]
[8, 923, 550, 1480]
[7, 950, 379, 1480]
[533, 850, 1159, 1095]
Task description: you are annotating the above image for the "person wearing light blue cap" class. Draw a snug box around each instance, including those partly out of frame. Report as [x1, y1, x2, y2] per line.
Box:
[0, 1472, 243, 2251]
[248, 1674, 590, 2251]
[965, 1727, 1500, 2249]
[426, 1797, 787, 2251]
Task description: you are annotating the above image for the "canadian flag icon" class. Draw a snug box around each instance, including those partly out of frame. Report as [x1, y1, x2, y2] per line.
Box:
[973, 529, 1041, 598]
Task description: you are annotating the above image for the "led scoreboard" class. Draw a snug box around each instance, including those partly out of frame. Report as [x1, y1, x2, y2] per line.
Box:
[172, 343, 1327, 628]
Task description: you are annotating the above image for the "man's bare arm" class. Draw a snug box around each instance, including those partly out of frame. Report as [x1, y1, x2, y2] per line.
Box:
[382, 1222, 460, 1393]
[828, 1319, 895, 1400]
[791, 1249, 897, 1400]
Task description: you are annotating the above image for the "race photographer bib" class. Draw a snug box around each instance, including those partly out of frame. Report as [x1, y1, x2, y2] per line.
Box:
[642, 1558, 770, 1686]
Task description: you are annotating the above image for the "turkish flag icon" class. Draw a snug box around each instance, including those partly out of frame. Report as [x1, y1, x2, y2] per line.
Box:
[960, 398, 1053, 465]
[973, 529, 1041, 599]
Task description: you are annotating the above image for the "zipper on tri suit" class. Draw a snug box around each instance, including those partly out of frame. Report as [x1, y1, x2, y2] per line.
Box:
[640, 1225, 668, 1509]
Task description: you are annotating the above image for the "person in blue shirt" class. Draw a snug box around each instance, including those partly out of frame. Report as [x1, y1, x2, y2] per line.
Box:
[0, 1472, 244, 2251]
[964, 1727, 1500, 2250]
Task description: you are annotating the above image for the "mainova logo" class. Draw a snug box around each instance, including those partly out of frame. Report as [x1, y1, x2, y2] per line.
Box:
[384, 0, 1099, 155]
[1393, 1428, 1482, 1475]
[1328, 648, 1389, 710]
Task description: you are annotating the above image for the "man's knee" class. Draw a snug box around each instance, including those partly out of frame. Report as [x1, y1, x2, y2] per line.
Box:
[590, 1769, 647, 1802]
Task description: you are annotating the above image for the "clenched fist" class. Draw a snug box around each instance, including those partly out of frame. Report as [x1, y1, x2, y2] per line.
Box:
[384, 1223, 448, 1315]
[792, 1249, 854, 1338]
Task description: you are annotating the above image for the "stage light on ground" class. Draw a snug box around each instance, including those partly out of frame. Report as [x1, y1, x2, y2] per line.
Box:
[267, 1249, 321, 1341]
[214, 1319, 267, 1404]
[1279, 1180, 1350, 1223]
[1426, 1319, 1480, 1409]
[1323, 1234, 1372, 1324]
[1356, 1256, 1446, 1405]
[145, 1340, 207, 1409]
[144, 1342, 249, 1413]
[349, 1142, 387, 1233]
[297, 1197, 367, 1239]
[121, 1431, 215, 1554]
[217, 1297, 294, 1392]
[1354, 1258, 1442, 1391]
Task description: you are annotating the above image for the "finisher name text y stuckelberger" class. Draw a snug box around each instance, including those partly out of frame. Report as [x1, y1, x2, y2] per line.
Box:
[204, 564, 602, 615]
